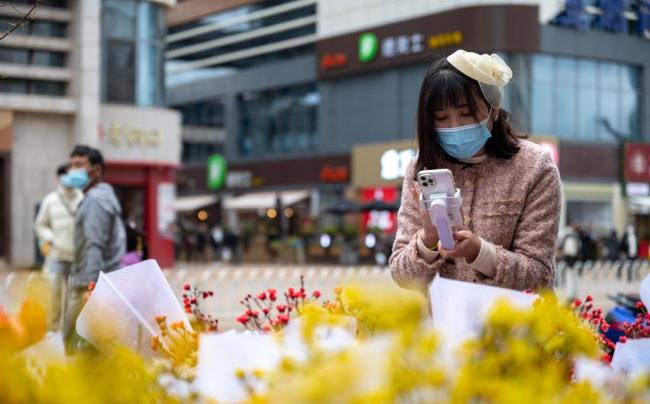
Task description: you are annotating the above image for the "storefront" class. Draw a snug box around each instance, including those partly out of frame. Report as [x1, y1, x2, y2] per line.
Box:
[623, 142, 650, 239]
[99, 105, 181, 269]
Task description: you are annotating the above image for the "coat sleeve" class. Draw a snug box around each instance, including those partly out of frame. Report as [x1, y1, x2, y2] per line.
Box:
[389, 161, 447, 293]
[489, 153, 561, 290]
[34, 195, 54, 244]
[79, 199, 111, 282]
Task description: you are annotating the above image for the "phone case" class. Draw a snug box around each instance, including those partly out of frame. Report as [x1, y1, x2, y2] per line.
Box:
[416, 169, 463, 250]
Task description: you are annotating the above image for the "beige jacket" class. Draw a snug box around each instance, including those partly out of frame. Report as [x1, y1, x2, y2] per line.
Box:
[389, 140, 561, 295]
[34, 186, 84, 262]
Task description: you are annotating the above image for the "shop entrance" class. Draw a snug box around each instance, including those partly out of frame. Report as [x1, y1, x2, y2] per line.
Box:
[113, 185, 147, 258]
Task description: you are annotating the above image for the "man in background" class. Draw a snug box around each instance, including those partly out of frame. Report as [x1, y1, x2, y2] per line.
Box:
[34, 163, 83, 330]
[63, 145, 125, 354]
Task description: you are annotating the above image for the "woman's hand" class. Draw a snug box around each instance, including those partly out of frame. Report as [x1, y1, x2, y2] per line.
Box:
[412, 188, 438, 247]
[438, 230, 481, 263]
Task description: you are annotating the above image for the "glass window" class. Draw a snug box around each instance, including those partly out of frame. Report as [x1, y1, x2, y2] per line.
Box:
[31, 80, 65, 95]
[524, 53, 641, 144]
[556, 85, 576, 138]
[31, 21, 67, 37]
[31, 50, 65, 67]
[556, 57, 577, 84]
[621, 92, 640, 139]
[238, 84, 318, 156]
[104, 0, 137, 40]
[102, 0, 164, 106]
[598, 89, 621, 141]
[621, 65, 641, 93]
[0, 79, 29, 93]
[532, 54, 554, 83]
[0, 47, 29, 64]
[531, 82, 553, 134]
[577, 87, 599, 140]
[578, 59, 597, 86]
[105, 40, 135, 103]
[599, 62, 620, 91]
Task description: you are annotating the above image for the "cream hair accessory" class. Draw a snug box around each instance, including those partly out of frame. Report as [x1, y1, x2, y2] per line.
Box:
[446, 49, 513, 108]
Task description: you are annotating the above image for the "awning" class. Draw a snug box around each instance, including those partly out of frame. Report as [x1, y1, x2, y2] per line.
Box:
[626, 196, 650, 214]
[174, 194, 219, 212]
[223, 190, 309, 211]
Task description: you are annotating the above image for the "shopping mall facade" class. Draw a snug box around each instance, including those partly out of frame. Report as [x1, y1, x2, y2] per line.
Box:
[166, 0, 650, 262]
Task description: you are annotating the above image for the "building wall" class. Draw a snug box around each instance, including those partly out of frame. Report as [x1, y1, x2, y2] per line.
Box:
[167, 54, 317, 163]
[10, 112, 73, 266]
[541, 24, 650, 141]
[317, 0, 555, 38]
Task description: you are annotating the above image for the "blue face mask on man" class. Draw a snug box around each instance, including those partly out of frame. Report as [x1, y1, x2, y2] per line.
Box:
[62, 169, 89, 189]
[436, 112, 493, 160]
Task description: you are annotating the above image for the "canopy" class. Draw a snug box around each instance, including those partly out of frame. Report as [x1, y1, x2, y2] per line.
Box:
[173, 194, 219, 212]
[223, 190, 309, 211]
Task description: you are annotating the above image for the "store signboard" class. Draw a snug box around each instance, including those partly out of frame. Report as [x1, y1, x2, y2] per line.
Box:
[317, 5, 539, 80]
[353, 140, 415, 188]
[99, 105, 181, 165]
[361, 187, 398, 234]
[625, 143, 650, 184]
[207, 154, 227, 190]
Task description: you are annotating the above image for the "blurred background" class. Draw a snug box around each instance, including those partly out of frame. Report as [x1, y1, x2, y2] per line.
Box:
[0, 0, 649, 310]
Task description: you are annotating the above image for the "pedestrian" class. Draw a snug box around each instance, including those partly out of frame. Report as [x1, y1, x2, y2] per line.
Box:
[604, 229, 619, 261]
[211, 224, 224, 261]
[389, 50, 561, 295]
[34, 163, 83, 330]
[559, 224, 581, 268]
[63, 145, 125, 354]
[619, 224, 639, 282]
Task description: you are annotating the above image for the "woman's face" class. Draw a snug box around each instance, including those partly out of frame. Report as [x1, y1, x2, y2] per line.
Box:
[433, 97, 492, 129]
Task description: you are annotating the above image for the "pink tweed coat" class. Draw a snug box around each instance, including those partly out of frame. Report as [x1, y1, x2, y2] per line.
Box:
[389, 140, 561, 294]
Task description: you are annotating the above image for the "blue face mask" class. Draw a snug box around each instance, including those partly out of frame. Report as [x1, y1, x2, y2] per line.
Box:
[62, 169, 89, 189]
[436, 118, 492, 160]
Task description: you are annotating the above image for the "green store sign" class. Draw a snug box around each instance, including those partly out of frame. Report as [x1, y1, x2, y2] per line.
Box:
[358, 32, 378, 63]
[207, 154, 227, 190]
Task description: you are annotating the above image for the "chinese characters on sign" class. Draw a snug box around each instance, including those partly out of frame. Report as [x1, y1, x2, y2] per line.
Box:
[380, 33, 425, 58]
[378, 31, 460, 60]
[380, 148, 416, 181]
[105, 123, 161, 147]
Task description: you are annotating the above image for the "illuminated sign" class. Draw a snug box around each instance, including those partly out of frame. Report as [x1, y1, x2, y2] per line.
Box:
[380, 33, 424, 59]
[320, 165, 349, 182]
[316, 5, 539, 80]
[380, 148, 416, 181]
[320, 52, 348, 70]
[428, 31, 463, 49]
[358, 32, 379, 62]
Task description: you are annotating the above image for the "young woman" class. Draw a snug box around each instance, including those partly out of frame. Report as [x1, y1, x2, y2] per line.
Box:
[389, 50, 561, 295]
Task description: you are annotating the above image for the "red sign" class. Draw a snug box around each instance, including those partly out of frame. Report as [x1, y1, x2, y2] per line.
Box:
[319, 52, 348, 70]
[320, 165, 349, 182]
[624, 143, 650, 183]
[361, 187, 398, 234]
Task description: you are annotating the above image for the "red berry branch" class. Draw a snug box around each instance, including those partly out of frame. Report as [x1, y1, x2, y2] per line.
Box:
[236, 276, 322, 332]
[182, 283, 218, 332]
[622, 301, 650, 340]
[571, 296, 616, 363]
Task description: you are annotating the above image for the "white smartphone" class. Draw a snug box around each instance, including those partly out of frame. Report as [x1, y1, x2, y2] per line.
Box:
[416, 169, 462, 250]
[416, 169, 456, 197]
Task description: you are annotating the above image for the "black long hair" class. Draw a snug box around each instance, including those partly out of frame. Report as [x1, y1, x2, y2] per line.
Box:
[415, 56, 525, 175]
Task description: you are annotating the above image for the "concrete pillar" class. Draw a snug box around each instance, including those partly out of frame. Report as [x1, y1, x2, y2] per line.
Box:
[69, 0, 101, 147]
